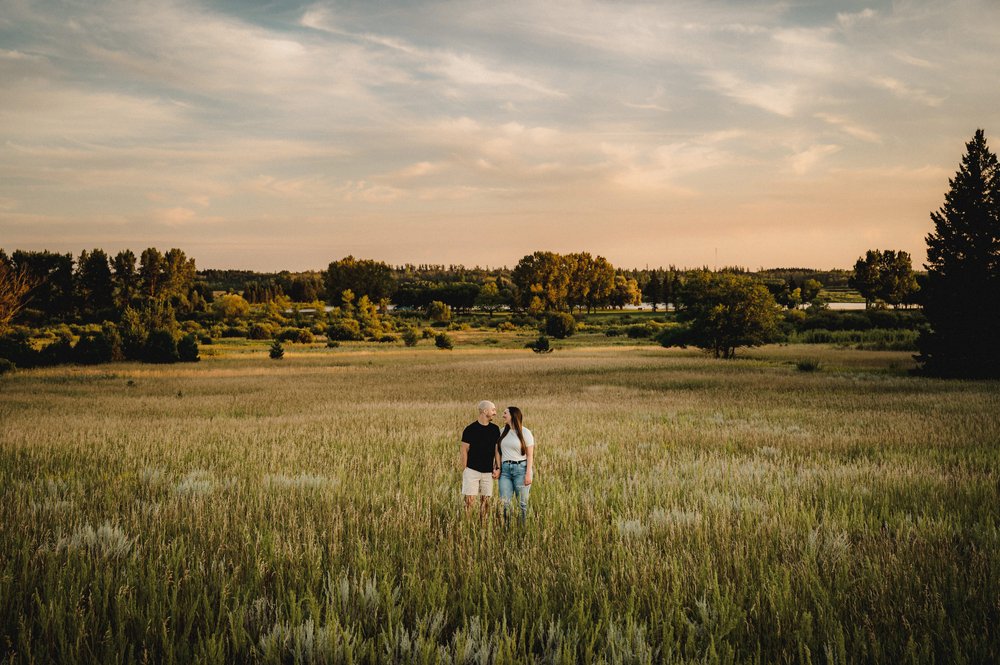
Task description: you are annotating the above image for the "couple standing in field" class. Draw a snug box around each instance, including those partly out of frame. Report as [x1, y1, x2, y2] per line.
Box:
[460, 400, 535, 521]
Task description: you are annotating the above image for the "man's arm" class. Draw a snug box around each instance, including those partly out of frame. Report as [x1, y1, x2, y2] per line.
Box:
[459, 442, 470, 470]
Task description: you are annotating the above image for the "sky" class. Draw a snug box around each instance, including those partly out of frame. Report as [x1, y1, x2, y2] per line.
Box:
[1, 0, 998, 271]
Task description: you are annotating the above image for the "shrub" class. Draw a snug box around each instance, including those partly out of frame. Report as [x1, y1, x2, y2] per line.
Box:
[605, 327, 623, 337]
[545, 312, 576, 339]
[0, 358, 15, 375]
[377, 334, 398, 343]
[434, 333, 453, 350]
[142, 329, 179, 364]
[38, 335, 74, 367]
[199, 335, 213, 345]
[626, 324, 654, 339]
[221, 326, 248, 338]
[178, 334, 200, 362]
[269, 340, 284, 359]
[421, 328, 435, 339]
[527, 335, 553, 354]
[101, 322, 124, 361]
[402, 328, 419, 347]
[510, 315, 537, 327]
[655, 324, 692, 349]
[796, 359, 821, 372]
[247, 322, 275, 340]
[496, 321, 516, 332]
[278, 328, 314, 344]
[326, 340, 340, 348]
[73, 330, 115, 365]
[0, 330, 38, 368]
[425, 300, 451, 322]
[327, 319, 363, 341]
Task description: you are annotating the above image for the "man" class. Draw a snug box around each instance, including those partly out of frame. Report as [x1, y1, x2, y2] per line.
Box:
[460, 400, 501, 516]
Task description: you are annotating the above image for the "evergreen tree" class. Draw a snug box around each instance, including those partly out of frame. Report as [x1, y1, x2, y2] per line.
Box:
[76, 249, 115, 321]
[917, 129, 1000, 377]
[111, 250, 140, 310]
[642, 271, 662, 311]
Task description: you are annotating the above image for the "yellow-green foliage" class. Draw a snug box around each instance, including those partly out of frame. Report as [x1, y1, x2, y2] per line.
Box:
[0, 344, 998, 663]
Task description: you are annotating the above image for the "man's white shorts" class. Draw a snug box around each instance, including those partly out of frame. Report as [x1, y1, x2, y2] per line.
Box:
[462, 468, 494, 496]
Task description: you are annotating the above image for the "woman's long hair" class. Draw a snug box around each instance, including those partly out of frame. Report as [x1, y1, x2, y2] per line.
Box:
[497, 406, 527, 456]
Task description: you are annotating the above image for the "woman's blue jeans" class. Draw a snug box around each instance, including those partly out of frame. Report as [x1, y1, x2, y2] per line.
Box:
[499, 461, 530, 522]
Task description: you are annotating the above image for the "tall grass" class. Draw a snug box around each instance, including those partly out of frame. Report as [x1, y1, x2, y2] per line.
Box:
[787, 328, 919, 351]
[0, 344, 997, 663]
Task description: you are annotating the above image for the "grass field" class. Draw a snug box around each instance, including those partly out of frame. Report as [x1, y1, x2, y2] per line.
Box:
[1, 341, 998, 663]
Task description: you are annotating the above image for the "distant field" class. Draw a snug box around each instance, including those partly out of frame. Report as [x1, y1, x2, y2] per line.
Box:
[1, 343, 997, 663]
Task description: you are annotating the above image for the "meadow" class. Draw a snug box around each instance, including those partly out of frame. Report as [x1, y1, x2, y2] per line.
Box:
[1, 338, 998, 664]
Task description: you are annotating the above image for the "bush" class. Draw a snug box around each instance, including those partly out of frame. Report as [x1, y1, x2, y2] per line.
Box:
[178, 334, 200, 362]
[247, 322, 276, 340]
[73, 330, 115, 365]
[425, 300, 451, 322]
[0, 330, 38, 368]
[221, 326, 248, 338]
[101, 322, 124, 361]
[510, 315, 537, 327]
[796, 359, 821, 372]
[421, 328, 435, 339]
[143, 329, 179, 364]
[0, 358, 14, 375]
[269, 340, 284, 359]
[38, 335, 74, 366]
[278, 327, 314, 344]
[327, 319, 363, 341]
[496, 321, 516, 332]
[526, 335, 553, 353]
[626, 324, 654, 339]
[402, 328, 419, 347]
[655, 324, 692, 349]
[545, 312, 576, 339]
[605, 327, 623, 337]
[200, 335, 213, 345]
[326, 340, 340, 348]
[434, 333, 453, 350]
[377, 334, 398, 343]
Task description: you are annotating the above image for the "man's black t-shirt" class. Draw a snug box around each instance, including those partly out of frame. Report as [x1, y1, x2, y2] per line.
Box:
[462, 421, 501, 473]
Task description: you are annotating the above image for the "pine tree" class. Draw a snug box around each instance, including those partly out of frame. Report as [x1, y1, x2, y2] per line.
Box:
[917, 129, 1000, 377]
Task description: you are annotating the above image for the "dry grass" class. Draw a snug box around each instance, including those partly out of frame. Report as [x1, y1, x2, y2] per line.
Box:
[0, 343, 997, 663]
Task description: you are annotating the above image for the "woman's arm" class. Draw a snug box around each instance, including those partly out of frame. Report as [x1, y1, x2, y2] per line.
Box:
[525, 444, 534, 485]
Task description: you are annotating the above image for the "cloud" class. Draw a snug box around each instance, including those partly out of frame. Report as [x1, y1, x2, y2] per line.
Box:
[837, 8, 877, 29]
[789, 144, 842, 175]
[1, 0, 999, 269]
[872, 76, 944, 107]
[814, 113, 881, 144]
[704, 71, 798, 117]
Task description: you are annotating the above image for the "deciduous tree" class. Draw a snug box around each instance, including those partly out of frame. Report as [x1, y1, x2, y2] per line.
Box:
[660, 271, 780, 359]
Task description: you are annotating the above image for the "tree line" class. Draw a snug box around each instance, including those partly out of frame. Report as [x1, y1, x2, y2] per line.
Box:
[1, 130, 996, 376]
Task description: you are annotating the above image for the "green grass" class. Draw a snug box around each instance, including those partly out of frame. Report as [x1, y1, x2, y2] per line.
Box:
[1, 343, 998, 663]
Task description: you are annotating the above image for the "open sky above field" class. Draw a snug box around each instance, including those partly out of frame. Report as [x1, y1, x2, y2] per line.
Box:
[2, 0, 999, 271]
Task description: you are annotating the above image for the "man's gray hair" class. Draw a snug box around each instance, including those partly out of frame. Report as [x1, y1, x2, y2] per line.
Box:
[477, 400, 495, 413]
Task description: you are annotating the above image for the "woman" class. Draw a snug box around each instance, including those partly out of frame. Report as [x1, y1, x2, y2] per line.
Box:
[495, 406, 534, 522]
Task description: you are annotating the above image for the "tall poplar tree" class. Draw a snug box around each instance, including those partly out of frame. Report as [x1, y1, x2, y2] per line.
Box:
[917, 129, 1000, 377]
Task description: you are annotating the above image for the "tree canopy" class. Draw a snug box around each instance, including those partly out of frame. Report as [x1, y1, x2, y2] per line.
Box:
[659, 271, 780, 359]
